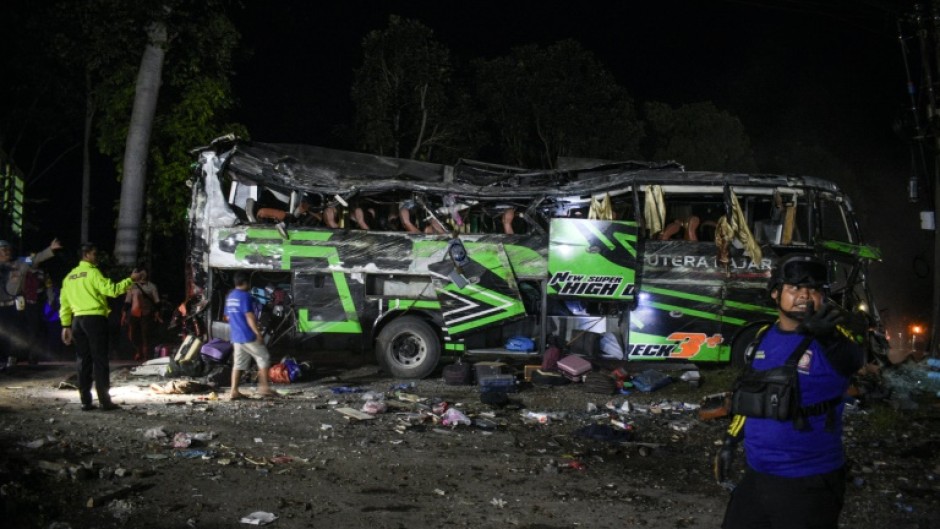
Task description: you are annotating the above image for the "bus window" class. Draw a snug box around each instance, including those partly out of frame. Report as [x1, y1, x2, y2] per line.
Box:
[819, 197, 854, 243]
[366, 275, 436, 299]
[612, 195, 635, 221]
[650, 195, 723, 242]
[749, 195, 782, 244]
[749, 192, 808, 246]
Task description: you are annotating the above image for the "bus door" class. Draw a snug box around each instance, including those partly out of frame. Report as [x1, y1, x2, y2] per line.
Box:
[547, 218, 638, 357]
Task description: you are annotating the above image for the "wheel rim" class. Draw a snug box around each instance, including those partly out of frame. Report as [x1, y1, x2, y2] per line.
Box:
[389, 332, 428, 368]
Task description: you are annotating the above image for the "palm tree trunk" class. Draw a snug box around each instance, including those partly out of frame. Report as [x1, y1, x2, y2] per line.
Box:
[114, 21, 167, 265]
[81, 67, 95, 244]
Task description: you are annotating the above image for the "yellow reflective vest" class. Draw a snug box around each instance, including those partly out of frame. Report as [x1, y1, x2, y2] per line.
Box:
[59, 261, 133, 326]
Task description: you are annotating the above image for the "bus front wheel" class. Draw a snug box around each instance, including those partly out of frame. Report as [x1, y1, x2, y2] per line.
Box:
[375, 316, 441, 379]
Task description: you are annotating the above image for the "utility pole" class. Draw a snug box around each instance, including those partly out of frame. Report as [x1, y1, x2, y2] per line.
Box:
[898, 9, 929, 358]
[900, 3, 940, 359]
[920, 1, 940, 358]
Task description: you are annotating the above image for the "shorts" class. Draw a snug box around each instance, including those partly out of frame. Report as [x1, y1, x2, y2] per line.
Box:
[233, 341, 271, 371]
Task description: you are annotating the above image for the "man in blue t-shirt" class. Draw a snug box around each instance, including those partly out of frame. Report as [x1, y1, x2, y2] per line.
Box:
[225, 271, 275, 400]
[721, 254, 863, 529]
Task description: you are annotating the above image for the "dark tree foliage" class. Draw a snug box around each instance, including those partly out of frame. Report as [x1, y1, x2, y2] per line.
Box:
[351, 15, 482, 163]
[473, 40, 644, 169]
[643, 101, 758, 171]
[92, 0, 247, 240]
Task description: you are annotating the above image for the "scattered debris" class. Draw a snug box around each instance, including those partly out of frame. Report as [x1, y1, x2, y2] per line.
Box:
[150, 380, 212, 394]
[335, 407, 376, 421]
[87, 483, 152, 508]
[240, 511, 278, 525]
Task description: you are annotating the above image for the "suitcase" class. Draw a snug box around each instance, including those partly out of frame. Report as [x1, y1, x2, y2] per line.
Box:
[530, 369, 570, 386]
[442, 362, 472, 385]
[556, 355, 592, 382]
[200, 338, 233, 364]
[478, 374, 518, 393]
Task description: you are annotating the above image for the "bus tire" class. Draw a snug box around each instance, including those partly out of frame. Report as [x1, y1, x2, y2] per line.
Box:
[730, 323, 767, 369]
[375, 316, 441, 379]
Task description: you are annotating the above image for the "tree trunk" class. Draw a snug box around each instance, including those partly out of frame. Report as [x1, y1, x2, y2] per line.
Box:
[81, 67, 95, 244]
[114, 21, 167, 265]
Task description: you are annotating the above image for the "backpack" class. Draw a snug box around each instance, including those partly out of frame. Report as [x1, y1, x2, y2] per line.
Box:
[541, 345, 562, 371]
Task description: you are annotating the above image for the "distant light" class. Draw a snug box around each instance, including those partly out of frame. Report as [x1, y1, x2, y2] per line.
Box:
[911, 324, 924, 335]
[856, 301, 868, 313]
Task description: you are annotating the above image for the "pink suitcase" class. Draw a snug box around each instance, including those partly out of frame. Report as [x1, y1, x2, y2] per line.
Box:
[557, 355, 592, 381]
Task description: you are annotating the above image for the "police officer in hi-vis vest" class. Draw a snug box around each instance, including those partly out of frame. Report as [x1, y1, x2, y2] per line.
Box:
[60, 243, 142, 411]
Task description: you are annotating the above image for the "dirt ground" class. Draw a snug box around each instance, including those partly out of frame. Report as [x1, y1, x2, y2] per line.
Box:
[0, 357, 938, 529]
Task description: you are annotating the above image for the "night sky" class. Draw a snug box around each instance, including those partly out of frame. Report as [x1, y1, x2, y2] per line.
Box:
[8, 0, 933, 337]
[230, 0, 931, 336]
[232, 1, 904, 154]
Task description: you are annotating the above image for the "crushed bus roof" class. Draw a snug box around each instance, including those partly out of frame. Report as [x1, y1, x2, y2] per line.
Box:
[205, 138, 842, 201]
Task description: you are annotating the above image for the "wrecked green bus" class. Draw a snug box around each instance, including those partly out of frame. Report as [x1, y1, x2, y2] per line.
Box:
[185, 138, 886, 378]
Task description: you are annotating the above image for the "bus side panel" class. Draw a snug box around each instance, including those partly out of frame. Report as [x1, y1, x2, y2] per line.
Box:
[292, 270, 364, 335]
[548, 219, 638, 300]
[631, 241, 728, 362]
[721, 254, 776, 351]
[501, 234, 549, 279]
[426, 241, 527, 336]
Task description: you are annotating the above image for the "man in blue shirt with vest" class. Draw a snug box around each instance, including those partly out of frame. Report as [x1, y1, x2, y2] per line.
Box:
[721, 254, 864, 529]
[225, 271, 275, 400]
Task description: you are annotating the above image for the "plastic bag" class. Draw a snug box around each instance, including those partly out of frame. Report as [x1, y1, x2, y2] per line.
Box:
[201, 152, 238, 229]
[600, 332, 624, 360]
[441, 408, 471, 426]
[268, 363, 290, 384]
[632, 369, 673, 392]
[283, 358, 302, 382]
